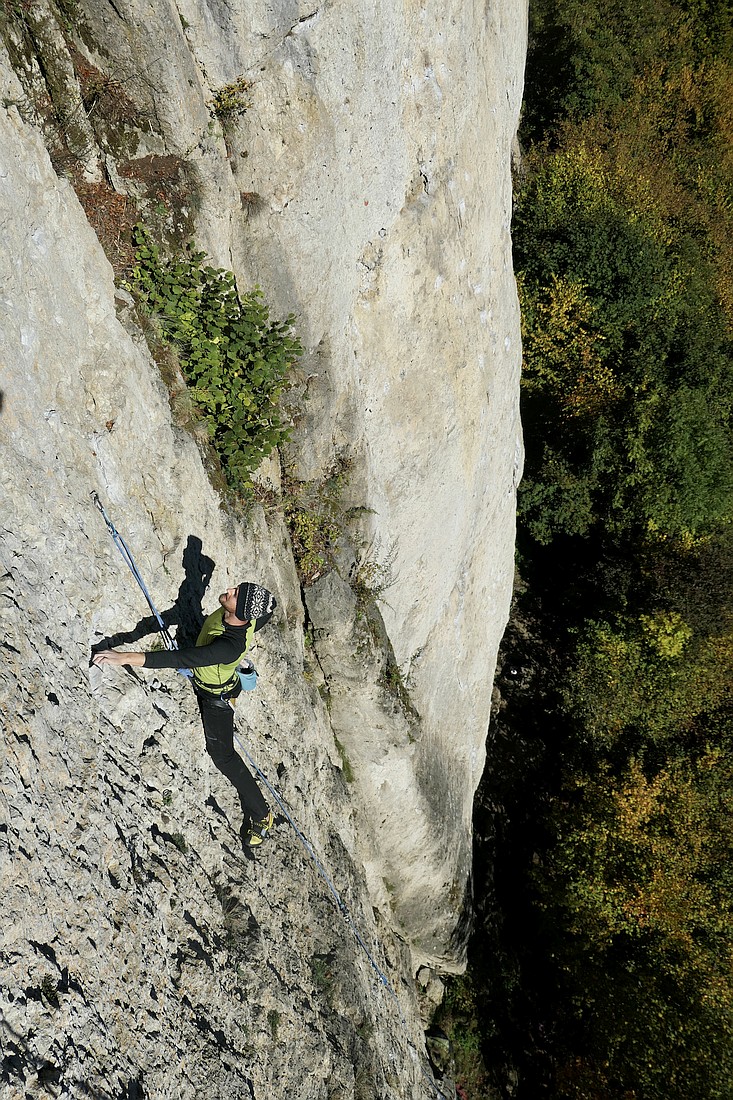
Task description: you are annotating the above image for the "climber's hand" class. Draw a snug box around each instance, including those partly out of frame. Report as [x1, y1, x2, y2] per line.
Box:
[92, 649, 145, 668]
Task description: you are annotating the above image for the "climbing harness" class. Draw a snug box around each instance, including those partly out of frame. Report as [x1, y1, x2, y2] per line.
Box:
[92, 491, 449, 1099]
[92, 491, 192, 678]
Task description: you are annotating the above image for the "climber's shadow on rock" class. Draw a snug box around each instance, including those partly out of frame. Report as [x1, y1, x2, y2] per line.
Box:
[92, 535, 215, 654]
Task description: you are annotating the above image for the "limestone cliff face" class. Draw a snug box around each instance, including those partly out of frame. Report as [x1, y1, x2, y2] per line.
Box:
[0, 1, 525, 1096]
[175, 0, 526, 961]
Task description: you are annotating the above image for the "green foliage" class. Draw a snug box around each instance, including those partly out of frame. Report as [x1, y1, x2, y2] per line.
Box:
[515, 142, 733, 544]
[210, 76, 252, 120]
[435, 974, 490, 1099]
[266, 1009, 280, 1041]
[521, 0, 733, 141]
[169, 831, 187, 853]
[285, 502, 340, 584]
[308, 954, 336, 998]
[516, 0, 733, 547]
[477, 0, 733, 1095]
[379, 658, 417, 720]
[282, 458, 352, 584]
[40, 974, 60, 1009]
[333, 736, 355, 782]
[350, 538, 397, 604]
[565, 611, 733, 745]
[538, 747, 733, 1099]
[128, 226, 301, 489]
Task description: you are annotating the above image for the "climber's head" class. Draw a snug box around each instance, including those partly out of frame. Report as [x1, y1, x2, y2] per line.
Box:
[219, 582, 276, 626]
[219, 587, 241, 619]
[235, 582, 276, 624]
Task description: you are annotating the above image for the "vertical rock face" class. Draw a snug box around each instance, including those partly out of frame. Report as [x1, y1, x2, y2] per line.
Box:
[0, 0, 525, 1093]
[173, 0, 526, 962]
[0, 90, 430, 1100]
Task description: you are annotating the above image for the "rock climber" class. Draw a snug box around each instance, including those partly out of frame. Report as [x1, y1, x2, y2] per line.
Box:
[92, 581, 277, 848]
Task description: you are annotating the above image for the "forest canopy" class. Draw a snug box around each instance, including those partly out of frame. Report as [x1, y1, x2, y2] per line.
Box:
[458, 0, 733, 1097]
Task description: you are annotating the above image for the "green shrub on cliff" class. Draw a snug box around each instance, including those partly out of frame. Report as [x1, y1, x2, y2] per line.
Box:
[128, 226, 301, 489]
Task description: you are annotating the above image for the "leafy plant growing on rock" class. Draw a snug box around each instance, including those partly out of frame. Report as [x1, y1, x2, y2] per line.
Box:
[128, 226, 301, 489]
[210, 76, 252, 120]
[309, 953, 336, 1001]
[333, 736, 355, 782]
[40, 974, 60, 1010]
[350, 538, 397, 605]
[285, 502, 341, 584]
[282, 459, 352, 584]
[169, 831, 187, 853]
[434, 974, 490, 1098]
[266, 1009, 281, 1041]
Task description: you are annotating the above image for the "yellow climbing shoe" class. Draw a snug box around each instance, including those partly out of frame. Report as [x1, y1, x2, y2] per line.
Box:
[244, 810, 274, 848]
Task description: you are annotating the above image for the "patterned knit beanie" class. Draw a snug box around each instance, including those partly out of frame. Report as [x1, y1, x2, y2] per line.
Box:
[235, 582, 276, 622]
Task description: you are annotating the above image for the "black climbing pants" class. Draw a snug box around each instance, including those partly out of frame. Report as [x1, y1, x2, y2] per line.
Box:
[197, 693, 268, 823]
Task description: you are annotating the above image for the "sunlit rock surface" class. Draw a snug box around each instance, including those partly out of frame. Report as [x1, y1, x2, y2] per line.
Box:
[0, 0, 525, 1094]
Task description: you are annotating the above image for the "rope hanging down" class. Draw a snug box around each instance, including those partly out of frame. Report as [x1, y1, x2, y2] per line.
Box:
[233, 724, 403, 1002]
[92, 492, 192, 678]
[92, 491, 448, 1099]
[92, 491, 175, 649]
[230, 724, 450, 1100]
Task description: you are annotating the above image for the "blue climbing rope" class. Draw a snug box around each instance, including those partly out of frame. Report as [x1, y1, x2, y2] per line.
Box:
[233, 723, 400, 996]
[92, 492, 192, 678]
[92, 492, 174, 646]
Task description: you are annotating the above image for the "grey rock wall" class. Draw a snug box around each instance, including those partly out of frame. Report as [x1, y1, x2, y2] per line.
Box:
[178, 0, 526, 963]
[0, 0, 525, 1093]
[0, 88, 436, 1100]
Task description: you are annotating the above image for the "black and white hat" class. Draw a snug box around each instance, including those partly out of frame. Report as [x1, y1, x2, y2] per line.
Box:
[236, 582, 276, 622]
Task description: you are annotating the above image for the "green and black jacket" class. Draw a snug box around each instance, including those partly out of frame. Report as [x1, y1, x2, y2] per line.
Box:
[143, 608, 255, 696]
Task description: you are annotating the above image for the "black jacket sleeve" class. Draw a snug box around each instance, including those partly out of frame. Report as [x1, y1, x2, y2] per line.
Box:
[143, 625, 249, 670]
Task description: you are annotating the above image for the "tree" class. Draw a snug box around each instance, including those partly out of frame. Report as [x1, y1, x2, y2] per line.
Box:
[539, 743, 733, 1099]
[515, 143, 733, 544]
